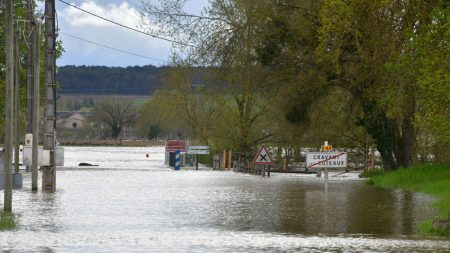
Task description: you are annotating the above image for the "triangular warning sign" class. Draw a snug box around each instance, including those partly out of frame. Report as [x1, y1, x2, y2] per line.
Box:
[252, 145, 274, 165]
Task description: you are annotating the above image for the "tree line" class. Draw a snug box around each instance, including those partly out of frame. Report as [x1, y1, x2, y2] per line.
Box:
[57, 65, 161, 95]
[56, 65, 209, 95]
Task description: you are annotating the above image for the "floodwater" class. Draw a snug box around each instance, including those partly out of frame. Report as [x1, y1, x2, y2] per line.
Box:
[1, 146, 448, 252]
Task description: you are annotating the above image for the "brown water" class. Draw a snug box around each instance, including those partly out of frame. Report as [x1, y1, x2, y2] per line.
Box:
[0, 146, 448, 252]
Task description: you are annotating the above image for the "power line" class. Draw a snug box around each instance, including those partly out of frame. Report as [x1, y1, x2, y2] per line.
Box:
[57, 0, 196, 48]
[59, 31, 169, 63]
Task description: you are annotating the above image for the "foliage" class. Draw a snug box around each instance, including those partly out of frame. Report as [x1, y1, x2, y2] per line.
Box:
[57, 65, 162, 95]
[316, 0, 447, 169]
[359, 169, 384, 179]
[0, 0, 64, 143]
[0, 211, 17, 230]
[411, 6, 450, 157]
[91, 99, 138, 139]
[141, 0, 325, 153]
[420, 220, 450, 237]
[136, 98, 164, 140]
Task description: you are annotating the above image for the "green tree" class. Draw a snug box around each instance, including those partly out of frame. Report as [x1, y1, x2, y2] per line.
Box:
[91, 99, 137, 139]
[409, 6, 450, 161]
[142, 0, 288, 152]
[1, 0, 64, 143]
[316, 0, 444, 169]
[136, 99, 164, 140]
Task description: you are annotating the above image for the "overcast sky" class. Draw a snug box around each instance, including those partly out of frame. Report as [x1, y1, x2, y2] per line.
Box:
[46, 0, 208, 67]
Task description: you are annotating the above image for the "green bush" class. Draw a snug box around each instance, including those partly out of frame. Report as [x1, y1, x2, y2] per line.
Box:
[197, 154, 214, 167]
[0, 211, 17, 230]
[360, 169, 385, 178]
[420, 220, 450, 237]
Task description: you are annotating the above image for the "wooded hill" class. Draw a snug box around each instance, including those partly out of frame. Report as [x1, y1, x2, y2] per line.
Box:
[57, 65, 162, 95]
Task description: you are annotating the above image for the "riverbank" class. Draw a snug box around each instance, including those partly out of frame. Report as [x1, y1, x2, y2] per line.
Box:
[364, 162, 450, 236]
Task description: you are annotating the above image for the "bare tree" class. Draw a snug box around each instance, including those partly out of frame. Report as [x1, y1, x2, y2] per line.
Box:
[92, 100, 137, 139]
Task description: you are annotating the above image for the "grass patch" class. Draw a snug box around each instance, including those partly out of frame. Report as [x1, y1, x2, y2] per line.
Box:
[360, 168, 385, 179]
[0, 211, 17, 230]
[420, 220, 450, 237]
[366, 162, 450, 236]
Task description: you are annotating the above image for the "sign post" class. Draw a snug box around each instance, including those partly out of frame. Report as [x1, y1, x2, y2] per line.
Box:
[175, 150, 180, 170]
[187, 146, 210, 170]
[306, 148, 347, 190]
[252, 145, 274, 177]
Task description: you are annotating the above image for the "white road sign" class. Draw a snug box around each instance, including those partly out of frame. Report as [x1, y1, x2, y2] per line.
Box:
[252, 145, 274, 165]
[187, 146, 210, 155]
[306, 152, 347, 169]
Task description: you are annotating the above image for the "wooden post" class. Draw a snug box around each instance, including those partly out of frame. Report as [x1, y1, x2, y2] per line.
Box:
[228, 149, 232, 171]
[196, 154, 199, 170]
[4, 0, 14, 212]
[370, 146, 375, 170]
[222, 149, 226, 170]
[43, 0, 57, 191]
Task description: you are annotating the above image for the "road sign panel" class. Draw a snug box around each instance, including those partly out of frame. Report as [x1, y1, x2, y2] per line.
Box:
[187, 146, 210, 155]
[306, 152, 347, 169]
[252, 145, 274, 165]
[188, 146, 209, 150]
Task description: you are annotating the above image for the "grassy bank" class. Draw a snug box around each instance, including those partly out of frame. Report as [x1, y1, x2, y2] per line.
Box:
[363, 162, 450, 236]
[0, 211, 17, 230]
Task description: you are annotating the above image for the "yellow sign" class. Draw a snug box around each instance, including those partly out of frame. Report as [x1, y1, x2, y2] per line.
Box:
[321, 145, 333, 152]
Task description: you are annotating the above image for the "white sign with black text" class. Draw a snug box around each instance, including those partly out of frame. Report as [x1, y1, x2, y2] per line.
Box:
[306, 152, 347, 169]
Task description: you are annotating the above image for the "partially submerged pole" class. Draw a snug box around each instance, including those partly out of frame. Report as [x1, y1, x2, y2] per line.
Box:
[196, 154, 199, 170]
[25, 0, 35, 173]
[43, 0, 57, 191]
[4, 0, 14, 212]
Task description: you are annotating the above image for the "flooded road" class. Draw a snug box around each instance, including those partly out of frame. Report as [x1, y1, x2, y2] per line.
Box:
[1, 146, 448, 252]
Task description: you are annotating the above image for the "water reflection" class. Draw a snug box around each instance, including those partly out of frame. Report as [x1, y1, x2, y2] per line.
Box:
[0, 146, 447, 252]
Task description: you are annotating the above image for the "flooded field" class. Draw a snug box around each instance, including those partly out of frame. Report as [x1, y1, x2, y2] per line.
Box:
[1, 146, 448, 252]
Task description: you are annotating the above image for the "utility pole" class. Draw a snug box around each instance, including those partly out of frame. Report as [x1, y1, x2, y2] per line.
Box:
[31, 22, 40, 191]
[4, 0, 14, 212]
[13, 27, 23, 189]
[26, 0, 35, 173]
[14, 29, 20, 175]
[43, 0, 57, 191]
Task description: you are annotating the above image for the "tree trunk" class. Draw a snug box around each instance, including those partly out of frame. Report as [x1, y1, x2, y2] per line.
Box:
[111, 126, 121, 139]
[398, 94, 416, 168]
[360, 101, 398, 170]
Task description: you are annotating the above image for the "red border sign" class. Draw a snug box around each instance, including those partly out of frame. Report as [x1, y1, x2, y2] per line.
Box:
[252, 145, 274, 165]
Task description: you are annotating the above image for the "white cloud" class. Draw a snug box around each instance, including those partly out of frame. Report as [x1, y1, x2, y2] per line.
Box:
[57, 0, 172, 66]
[61, 1, 140, 28]
[55, 0, 209, 66]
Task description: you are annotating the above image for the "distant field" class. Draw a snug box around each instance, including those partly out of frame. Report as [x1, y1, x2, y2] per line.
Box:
[57, 94, 151, 111]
